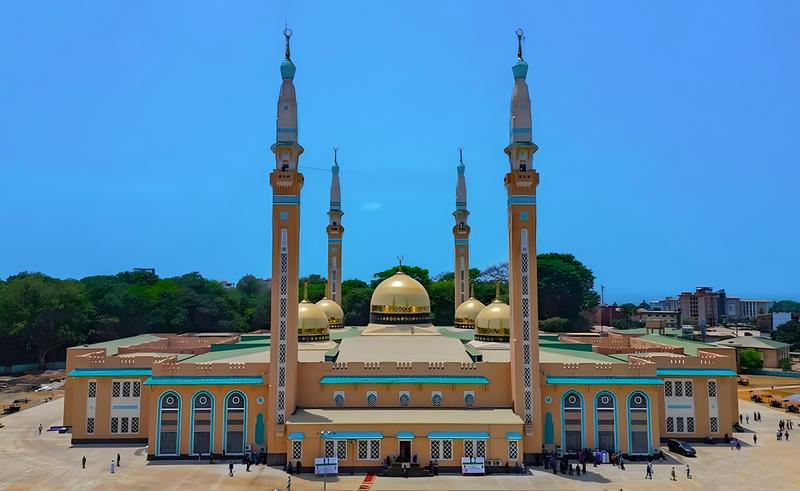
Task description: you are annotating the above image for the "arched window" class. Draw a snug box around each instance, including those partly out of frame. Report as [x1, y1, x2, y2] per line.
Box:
[561, 391, 584, 452]
[191, 391, 214, 455]
[594, 391, 617, 451]
[224, 391, 247, 455]
[157, 391, 181, 456]
[627, 391, 651, 455]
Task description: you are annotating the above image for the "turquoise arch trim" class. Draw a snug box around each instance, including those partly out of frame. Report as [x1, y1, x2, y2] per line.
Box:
[507, 195, 536, 206]
[255, 413, 265, 446]
[222, 390, 248, 455]
[593, 390, 619, 452]
[544, 412, 554, 444]
[156, 390, 182, 457]
[560, 390, 585, 452]
[626, 390, 652, 455]
[188, 390, 215, 456]
[69, 368, 151, 377]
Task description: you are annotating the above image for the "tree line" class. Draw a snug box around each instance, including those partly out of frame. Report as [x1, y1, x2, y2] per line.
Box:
[0, 253, 601, 367]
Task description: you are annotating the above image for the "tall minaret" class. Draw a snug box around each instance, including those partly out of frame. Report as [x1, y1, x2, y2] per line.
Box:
[452, 148, 471, 309]
[325, 148, 344, 304]
[267, 27, 303, 465]
[504, 29, 541, 462]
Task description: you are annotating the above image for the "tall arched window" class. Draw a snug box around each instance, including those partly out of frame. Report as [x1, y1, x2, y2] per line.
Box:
[191, 391, 214, 455]
[561, 391, 584, 452]
[627, 391, 651, 455]
[224, 391, 247, 455]
[595, 391, 617, 451]
[157, 391, 181, 456]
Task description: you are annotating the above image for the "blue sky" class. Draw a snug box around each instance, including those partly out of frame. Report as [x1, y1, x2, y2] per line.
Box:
[1, 1, 798, 302]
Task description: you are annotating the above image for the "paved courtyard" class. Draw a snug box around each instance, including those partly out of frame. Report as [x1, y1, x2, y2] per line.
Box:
[1, 397, 799, 490]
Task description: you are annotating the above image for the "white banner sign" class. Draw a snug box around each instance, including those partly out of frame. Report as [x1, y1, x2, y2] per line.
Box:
[314, 457, 338, 475]
[461, 457, 485, 475]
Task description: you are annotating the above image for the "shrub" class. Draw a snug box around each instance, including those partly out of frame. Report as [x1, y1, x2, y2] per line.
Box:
[739, 348, 764, 370]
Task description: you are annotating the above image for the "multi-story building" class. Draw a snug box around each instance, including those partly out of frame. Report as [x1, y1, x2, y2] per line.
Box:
[62, 29, 739, 470]
[679, 287, 720, 327]
[635, 310, 680, 329]
[649, 297, 680, 312]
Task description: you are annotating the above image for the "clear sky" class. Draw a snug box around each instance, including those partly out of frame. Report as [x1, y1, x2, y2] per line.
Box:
[1, 1, 798, 302]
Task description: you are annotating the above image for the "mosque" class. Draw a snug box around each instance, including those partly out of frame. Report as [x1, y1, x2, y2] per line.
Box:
[63, 29, 739, 471]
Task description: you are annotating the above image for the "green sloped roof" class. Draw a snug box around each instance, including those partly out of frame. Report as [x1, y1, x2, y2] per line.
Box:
[179, 345, 268, 363]
[639, 334, 719, 356]
[84, 334, 162, 356]
[540, 346, 623, 363]
[331, 327, 362, 341]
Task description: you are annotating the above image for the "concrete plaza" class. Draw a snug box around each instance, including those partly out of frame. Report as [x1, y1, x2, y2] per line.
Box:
[1, 397, 798, 490]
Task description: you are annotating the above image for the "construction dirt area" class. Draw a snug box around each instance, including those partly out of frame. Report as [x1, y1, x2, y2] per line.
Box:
[0, 370, 65, 420]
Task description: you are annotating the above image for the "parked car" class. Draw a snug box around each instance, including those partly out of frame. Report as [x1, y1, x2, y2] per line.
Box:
[667, 439, 697, 457]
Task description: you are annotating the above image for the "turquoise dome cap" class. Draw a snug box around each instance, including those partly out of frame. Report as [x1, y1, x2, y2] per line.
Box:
[512, 58, 528, 79]
[281, 59, 296, 80]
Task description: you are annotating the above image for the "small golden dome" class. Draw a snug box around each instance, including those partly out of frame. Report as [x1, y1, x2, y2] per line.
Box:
[298, 284, 330, 342]
[474, 299, 510, 342]
[369, 271, 431, 325]
[454, 297, 486, 329]
[315, 297, 344, 329]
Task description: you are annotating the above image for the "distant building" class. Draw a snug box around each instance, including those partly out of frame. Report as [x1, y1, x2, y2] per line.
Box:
[649, 297, 680, 312]
[739, 299, 774, 319]
[635, 309, 680, 329]
[713, 336, 791, 369]
[588, 304, 627, 326]
[133, 267, 156, 274]
[679, 287, 721, 326]
[757, 312, 800, 334]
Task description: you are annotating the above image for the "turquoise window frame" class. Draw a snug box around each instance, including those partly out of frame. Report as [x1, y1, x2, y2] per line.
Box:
[156, 390, 181, 457]
[222, 390, 248, 456]
[626, 391, 652, 455]
[189, 390, 215, 456]
[593, 390, 618, 452]
[560, 390, 585, 452]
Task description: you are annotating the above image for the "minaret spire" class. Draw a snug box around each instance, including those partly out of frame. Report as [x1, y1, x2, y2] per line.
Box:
[326, 147, 344, 304]
[504, 27, 542, 462]
[453, 147, 471, 310]
[267, 26, 303, 465]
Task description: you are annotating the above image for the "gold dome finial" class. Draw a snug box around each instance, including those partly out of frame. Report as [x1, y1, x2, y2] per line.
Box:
[397, 255, 404, 272]
[470, 283, 475, 298]
[303, 280, 309, 301]
[495, 280, 501, 301]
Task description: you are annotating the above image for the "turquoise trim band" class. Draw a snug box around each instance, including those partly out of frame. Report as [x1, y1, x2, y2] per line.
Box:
[273, 195, 300, 205]
[289, 432, 305, 440]
[277, 127, 297, 133]
[397, 431, 415, 439]
[506, 432, 522, 441]
[546, 376, 663, 385]
[507, 195, 537, 206]
[429, 431, 488, 440]
[322, 431, 383, 440]
[656, 369, 736, 377]
[512, 127, 532, 133]
[144, 376, 263, 385]
[111, 404, 139, 410]
[454, 239, 469, 245]
[667, 404, 693, 409]
[69, 368, 151, 377]
[319, 375, 489, 385]
[328, 239, 342, 244]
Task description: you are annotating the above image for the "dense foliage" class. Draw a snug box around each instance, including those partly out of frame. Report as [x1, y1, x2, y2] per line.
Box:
[739, 348, 764, 370]
[0, 252, 601, 366]
[773, 320, 800, 350]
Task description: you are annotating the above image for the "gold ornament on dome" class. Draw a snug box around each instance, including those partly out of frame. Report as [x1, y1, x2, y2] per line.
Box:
[370, 304, 431, 314]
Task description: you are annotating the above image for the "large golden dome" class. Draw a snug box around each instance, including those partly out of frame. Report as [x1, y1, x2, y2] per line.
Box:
[454, 297, 486, 329]
[474, 299, 510, 342]
[315, 297, 344, 329]
[369, 271, 431, 325]
[298, 299, 331, 342]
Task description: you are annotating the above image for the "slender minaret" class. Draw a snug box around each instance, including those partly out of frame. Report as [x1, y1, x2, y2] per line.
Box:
[325, 148, 344, 304]
[453, 148, 471, 309]
[505, 29, 541, 462]
[267, 27, 303, 465]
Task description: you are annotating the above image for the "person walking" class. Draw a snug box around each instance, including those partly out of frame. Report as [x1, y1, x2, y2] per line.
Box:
[686, 464, 692, 479]
[671, 467, 677, 481]
[753, 433, 758, 445]
[246, 456, 252, 472]
[229, 463, 234, 477]
[785, 431, 790, 441]
[739, 414, 743, 424]
[746, 415, 749, 424]
[645, 462, 653, 479]
[82, 456, 86, 469]
[38, 424, 43, 436]
[619, 457, 625, 471]
[116, 453, 121, 467]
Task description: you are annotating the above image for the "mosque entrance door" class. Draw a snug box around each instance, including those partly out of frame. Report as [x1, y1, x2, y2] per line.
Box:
[398, 440, 412, 462]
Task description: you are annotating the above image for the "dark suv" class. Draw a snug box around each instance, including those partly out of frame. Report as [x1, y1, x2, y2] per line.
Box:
[667, 439, 697, 457]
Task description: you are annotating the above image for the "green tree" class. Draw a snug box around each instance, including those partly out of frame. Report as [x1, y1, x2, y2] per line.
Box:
[236, 274, 263, 297]
[611, 318, 645, 330]
[370, 265, 431, 288]
[739, 348, 764, 370]
[619, 303, 638, 317]
[0, 273, 90, 368]
[429, 280, 454, 325]
[772, 300, 800, 313]
[773, 320, 800, 350]
[537, 253, 600, 320]
[342, 287, 372, 326]
[342, 279, 368, 298]
[539, 317, 570, 332]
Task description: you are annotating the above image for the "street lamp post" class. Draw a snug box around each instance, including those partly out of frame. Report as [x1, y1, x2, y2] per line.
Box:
[320, 430, 332, 491]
